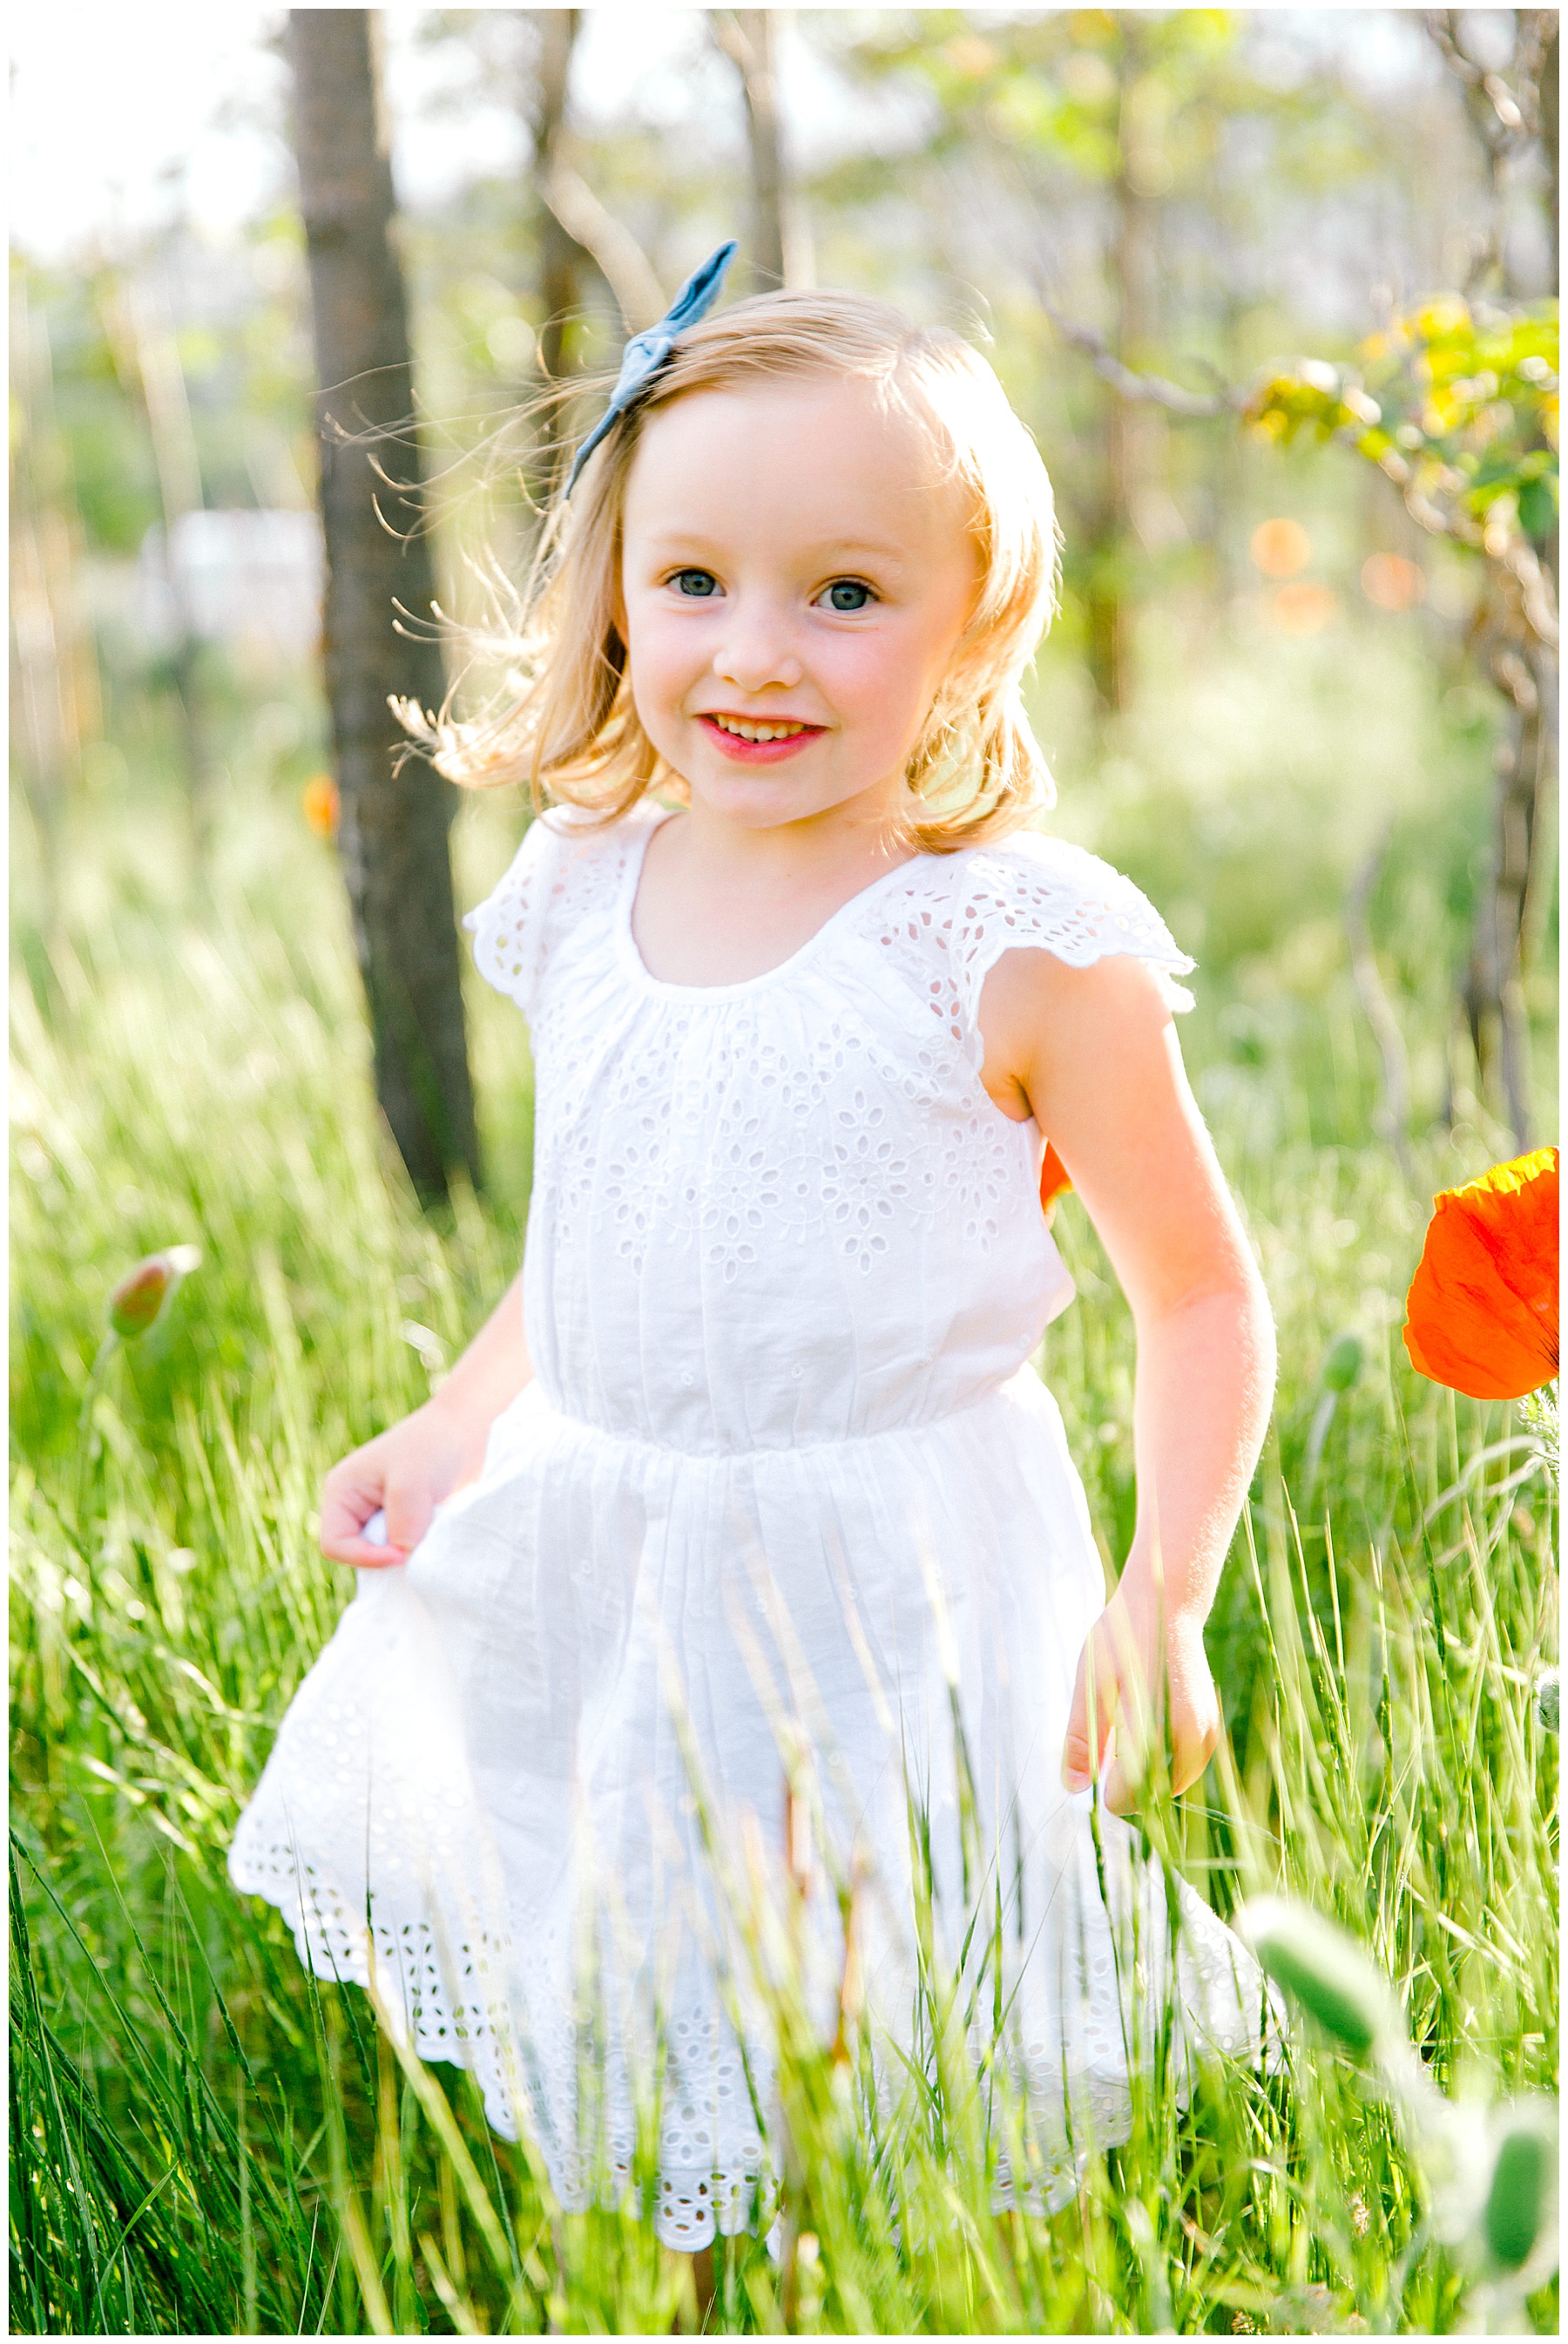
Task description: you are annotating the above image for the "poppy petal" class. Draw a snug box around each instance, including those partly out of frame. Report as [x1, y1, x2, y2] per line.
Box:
[1403, 1148, 1558, 1400]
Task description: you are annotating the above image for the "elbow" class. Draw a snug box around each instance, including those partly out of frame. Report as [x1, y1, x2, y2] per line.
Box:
[1246, 1270, 1279, 1411]
[1146, 1263, 1277, 1400]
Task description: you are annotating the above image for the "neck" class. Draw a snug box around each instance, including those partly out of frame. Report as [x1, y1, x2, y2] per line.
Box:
[672, 781, 916, 896]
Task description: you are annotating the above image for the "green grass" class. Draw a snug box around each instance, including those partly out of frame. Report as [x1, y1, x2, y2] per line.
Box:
[10, 762, 1558, 2334]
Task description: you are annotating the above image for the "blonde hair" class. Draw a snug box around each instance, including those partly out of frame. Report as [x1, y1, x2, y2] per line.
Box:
[400, 290, 1061, 853]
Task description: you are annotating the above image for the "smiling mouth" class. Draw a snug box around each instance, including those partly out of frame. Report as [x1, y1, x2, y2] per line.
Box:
[702, 713, 821, 742]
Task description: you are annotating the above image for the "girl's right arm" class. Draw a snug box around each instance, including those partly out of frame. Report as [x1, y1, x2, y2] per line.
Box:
[320, 1272, 534, 1568]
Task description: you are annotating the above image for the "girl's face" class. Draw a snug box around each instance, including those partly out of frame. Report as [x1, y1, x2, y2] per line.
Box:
[619, 378, 979, 835]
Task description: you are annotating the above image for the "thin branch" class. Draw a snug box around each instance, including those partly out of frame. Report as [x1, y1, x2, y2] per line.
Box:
[1032, 282, 1240, 417]
[544, 162, 666, 335]
[1423, 10, 1554, 148]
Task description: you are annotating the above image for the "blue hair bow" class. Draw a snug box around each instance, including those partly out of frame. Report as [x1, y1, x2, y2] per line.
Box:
[563, 240, 739, 496]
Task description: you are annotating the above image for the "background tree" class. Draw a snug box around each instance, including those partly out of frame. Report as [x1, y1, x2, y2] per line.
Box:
[711, 11, 812, 295]
[10, 277, 98, 960]
[531, 7, 585, 383]
[1249, 10, 1558, 1149]
[287, 6, 480, 1205]
[98, 259, 217, 868]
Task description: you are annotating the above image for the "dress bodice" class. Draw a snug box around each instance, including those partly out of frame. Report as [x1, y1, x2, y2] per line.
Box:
[465, 803, 1193, 1457]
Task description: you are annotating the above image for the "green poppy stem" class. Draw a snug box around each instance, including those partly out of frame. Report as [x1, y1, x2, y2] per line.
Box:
[73, 1331, 119, 1537]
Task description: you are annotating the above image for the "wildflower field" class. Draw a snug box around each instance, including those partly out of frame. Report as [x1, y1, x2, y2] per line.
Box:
[10, 681, 1559, 2336]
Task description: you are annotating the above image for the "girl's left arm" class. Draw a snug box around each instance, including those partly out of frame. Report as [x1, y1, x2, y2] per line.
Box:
[979, 948, 1278, 1814]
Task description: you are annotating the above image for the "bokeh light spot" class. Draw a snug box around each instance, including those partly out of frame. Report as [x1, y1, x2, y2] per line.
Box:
[1271, 583, 1337, 634]
[1361, 552, 1426, 611]
[1250, 518, 1312, 578]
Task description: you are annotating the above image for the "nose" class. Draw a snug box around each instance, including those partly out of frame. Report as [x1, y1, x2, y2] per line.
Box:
[712, 598, 803, 694]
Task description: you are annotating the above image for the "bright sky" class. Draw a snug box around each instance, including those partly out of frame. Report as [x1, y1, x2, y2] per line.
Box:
[7, 8, 746, 260]
[9, 6, 1432, 263]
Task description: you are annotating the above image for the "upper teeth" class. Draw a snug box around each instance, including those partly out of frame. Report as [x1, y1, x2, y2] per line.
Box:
[713, 715, 807, 742]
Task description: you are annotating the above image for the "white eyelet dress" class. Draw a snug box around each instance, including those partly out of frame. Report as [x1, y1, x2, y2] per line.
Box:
[230, 802, 1274, 2248]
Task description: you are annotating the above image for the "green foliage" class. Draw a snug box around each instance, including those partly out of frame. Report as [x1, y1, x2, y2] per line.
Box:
[1246, 299, 1560, 552]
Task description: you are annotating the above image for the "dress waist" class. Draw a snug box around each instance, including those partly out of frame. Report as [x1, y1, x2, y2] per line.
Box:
[493, 1372, 1046, 1471]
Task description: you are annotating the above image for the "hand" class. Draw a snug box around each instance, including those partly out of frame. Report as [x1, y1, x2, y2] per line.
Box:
[1060, 1574, 1220, 1814]
[319, 1395, 489, 1568]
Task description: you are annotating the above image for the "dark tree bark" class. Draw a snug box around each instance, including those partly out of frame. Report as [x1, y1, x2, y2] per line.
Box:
[287, 9, 480, 1207]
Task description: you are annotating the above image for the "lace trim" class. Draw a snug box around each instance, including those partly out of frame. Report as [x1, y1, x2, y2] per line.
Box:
[945, 834, 1197, 1037]
[465, 815, 1195, 1040]
[233, 1806, 1278, 2251]
[463, 808, 647, 1020]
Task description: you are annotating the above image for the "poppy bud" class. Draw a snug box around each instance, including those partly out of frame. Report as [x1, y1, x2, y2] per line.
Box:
[1321, 1333, 1362, 1392]
[1538, 1668, 1560, 1735]
[107, 1246, 201, 1341]
[1238, 1897, 1402, 2064]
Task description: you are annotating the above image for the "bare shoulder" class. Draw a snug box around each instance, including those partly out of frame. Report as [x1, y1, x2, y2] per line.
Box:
[977, 945, 1176, 1121]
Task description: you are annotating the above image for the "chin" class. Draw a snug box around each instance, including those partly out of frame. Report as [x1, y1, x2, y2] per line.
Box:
[689, 769, 836, 826]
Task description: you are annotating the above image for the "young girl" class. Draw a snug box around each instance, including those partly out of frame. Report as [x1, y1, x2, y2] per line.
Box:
[231, 262, 1278, 2253]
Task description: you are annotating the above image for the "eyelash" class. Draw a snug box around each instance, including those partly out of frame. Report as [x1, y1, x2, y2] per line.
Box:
[663, 570, 879, 612]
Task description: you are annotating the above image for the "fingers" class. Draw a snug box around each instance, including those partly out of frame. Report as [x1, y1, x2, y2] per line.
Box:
[382, 1485, 434, 1559]
[331, 1531, 406, 1570]
[1167, 1704, 1221, 1798]
[320, 1456, 406, 1568]
[1061, 1625, 1117, 1793]
[1107, 1673, 1220, 1811]
[1074, 1598, 1222, 1813]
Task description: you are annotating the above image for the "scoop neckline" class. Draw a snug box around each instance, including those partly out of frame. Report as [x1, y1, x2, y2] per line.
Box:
[617, 806, 931, 1001]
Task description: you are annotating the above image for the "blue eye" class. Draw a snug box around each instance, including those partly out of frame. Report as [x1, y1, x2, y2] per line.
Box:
[822, 579, 873, 613]
[672, 569, 720, 598]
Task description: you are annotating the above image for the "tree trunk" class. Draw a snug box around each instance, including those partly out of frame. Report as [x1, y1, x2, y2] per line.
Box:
[713, 11, 811, 294]
[10, 276, 87, 959]
[1541, 21, 1559, 255]
[1425, 11, 1558, 1144]
[103, 268, 214, 869]
[1463, 598, 1553, 1150]
[1085, 26, 1159, 715]
[531, 7, 581, 383]
[287, 8, 480, 1207]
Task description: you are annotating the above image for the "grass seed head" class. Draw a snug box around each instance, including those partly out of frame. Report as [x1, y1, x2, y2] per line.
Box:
[1479, 2100, 1558, 2286]
[1238, 1897, 1402, 2065]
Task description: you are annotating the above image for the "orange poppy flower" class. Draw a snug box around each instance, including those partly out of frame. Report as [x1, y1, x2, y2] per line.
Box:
[1402, 1148, 1558, 1399]
[1041, 1142, 1071, 1225]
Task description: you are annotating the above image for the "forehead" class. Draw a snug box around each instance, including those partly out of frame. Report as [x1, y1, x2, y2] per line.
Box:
[623, 376, 967, 548]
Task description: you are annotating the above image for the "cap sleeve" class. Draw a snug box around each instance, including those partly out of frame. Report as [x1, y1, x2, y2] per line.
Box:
[949, 833, 1196, 1038]
[462, 816, 564, 1020]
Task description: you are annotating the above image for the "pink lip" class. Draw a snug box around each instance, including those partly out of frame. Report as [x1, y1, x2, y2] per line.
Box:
[696, 713, 824, 764]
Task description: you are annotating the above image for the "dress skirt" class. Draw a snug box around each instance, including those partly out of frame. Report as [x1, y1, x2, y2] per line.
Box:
[230, 1365, 1271, 2246]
